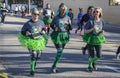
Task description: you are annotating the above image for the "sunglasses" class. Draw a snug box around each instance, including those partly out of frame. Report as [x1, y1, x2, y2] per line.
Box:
[33, 13, 39, 16]
[95, 11, 100, 13]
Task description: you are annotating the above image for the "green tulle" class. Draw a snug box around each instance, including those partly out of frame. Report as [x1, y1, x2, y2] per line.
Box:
[83, 33, 106, 45]
[42, 17, 53, 24]
[18, 33, 48, 51]
[50, 31, 69, 44]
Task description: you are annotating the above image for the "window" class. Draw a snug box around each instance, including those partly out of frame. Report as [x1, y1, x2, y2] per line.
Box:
[109, 0, 120, 6]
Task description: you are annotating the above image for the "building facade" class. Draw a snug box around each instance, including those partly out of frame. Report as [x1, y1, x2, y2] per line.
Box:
[44, 0, 120, 25]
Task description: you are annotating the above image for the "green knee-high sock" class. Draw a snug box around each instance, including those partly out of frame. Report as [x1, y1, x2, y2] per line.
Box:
[88, 57, 100, 68]
[52, 49, 63, 67]
[93, 57, 99, 63]
[88, 57, 94, 68]
[30, 60, 36, 71]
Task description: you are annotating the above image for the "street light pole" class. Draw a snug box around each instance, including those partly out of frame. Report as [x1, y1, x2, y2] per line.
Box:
[5, 0, 8, 9]
[28, 0, 30, 15]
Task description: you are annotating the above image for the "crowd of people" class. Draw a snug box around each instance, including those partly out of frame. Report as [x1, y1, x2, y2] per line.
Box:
[1, 1, 119, 76]
[12, 4, 27, 17]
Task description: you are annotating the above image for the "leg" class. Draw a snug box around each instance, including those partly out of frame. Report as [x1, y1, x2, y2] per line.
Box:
[95, 45, 101, 59]
[116, 46, 120, 59]
[21, 11, 24, 17]
[77, 23, 80, 30]
[87, 45, 95, 72]
[80, 24, 83, 31]
[82, 44, 88, 55]
[92, 45, 101, 70]
[62, 44, 66, 49]
[29, 50, 39, 76]
[116, 46, 120, 55]
[1, 14, 4, 23]
[1, 14, 6, 23]
[52, 44, 64, 73]
[75, 23, 80, 34]
[79, 24, 82, 36]
[52, 44, 63, 67]
[47, 27, 50, 35]
[36, 50, 42, 60]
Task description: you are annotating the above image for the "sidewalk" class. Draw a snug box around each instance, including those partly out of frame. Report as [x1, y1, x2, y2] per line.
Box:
[0, 64, 8, 78]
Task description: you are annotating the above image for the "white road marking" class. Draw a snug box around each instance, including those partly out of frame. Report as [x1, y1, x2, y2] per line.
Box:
[104, 65, 120, 73]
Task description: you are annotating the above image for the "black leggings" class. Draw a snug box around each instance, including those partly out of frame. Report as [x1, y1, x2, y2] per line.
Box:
[116, 46, 120, 55]
[1, 14, 6, 23]
[29, 49, 41, 60]
[47, 27, 50, 35]
[77, 22, 82, 31]
[88, 45, 102, 58]
[54, 44, 66, 50]
[83, 44, 89, 51]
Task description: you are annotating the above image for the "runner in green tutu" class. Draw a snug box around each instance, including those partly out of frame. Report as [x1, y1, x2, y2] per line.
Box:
[50, 3, 72, 73]
[18, 8, 48, 76]
[42, 3, 54, 35]
[80, 6, 94, 55]
[83, 7, 106, 72]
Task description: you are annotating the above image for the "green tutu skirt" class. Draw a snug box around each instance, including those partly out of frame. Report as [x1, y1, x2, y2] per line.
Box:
[42, 17, 52, 24]
[50, 31, 69, 44]
[18, 33, 48, 51]
[83, 33, 106, 45]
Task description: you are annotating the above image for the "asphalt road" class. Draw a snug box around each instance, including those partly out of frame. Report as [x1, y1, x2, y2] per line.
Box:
[0, 15, 120, 78]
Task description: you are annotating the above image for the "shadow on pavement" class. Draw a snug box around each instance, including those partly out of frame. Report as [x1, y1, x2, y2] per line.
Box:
[5, 21, 25, 25]
[0, 30, 20, 36]
[0, 47, 119, 76]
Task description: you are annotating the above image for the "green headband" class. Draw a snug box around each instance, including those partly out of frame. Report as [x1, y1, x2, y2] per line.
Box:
[59, 5, 67, 11]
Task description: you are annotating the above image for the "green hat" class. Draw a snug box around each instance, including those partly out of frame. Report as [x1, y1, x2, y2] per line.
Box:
[32, 8, 39, 14]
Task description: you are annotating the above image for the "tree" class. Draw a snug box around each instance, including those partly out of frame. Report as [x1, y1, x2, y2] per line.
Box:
[32, 0, 43, 7]
[8, 0, 43, 7]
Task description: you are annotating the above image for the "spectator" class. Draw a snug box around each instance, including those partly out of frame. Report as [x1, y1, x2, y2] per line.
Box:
[68, 8, 74, 23]
[75, 8, 84, 36]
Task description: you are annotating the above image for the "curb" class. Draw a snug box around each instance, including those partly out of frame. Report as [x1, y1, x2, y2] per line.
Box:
[0, 72, 13, 78]
[0, 72, 8, 78]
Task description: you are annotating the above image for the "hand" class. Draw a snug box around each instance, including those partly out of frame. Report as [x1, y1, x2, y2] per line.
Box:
[91, 27, 95, 31]
[55, 27, 58, 31]
[101, 30, 104, 34]
[94, 25, 102, 30]
[41, 30, 45, 34]
[26, 31, 31, 36]
[68, 19, 71, 25]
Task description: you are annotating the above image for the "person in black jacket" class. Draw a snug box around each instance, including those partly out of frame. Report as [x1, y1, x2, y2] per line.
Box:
[68, 8, 74, 23]
[75, 8, 84, 36]
[80, 6, 94, 55]
[68, 8, 74, 34]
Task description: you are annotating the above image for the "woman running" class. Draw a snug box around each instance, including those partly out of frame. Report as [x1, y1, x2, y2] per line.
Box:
[18, 8, 48, 76]
[83, 7, 106, 72]
[50, 3, 72, 73]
